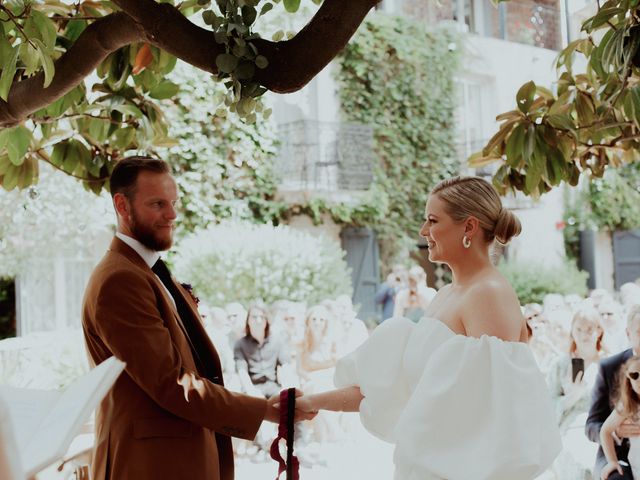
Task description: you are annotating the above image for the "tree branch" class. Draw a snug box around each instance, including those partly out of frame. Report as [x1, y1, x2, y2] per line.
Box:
[0, 0, 380, 127]
[0, 12, 142, 127]
[113, 0, 380, 93]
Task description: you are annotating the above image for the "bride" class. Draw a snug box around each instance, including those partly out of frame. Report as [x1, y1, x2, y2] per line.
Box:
[295, 176, 562, 479]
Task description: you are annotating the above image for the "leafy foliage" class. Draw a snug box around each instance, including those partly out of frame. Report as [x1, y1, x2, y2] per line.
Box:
[336, 14, 461, 262]
[589, 165, 640, 230]
[481, 0, 640, 196]
[199, 0, 319, 121]
[158, 62, 281, 234]
[0, 1, 178, 193]
[0, 0, 318, 194]
[498, 259, 589, 304]
[171, 221, 352, 306]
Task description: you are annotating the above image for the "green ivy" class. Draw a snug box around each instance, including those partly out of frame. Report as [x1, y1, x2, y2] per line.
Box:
[336, 14, 461, 263]
[159, 63, 280, 234]
[161, 13, 460, 253]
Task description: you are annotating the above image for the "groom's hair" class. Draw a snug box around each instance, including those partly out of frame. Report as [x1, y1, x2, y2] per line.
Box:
[109, 155, 170, 199]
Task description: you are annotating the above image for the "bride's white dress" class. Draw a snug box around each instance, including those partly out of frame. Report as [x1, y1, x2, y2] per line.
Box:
[334, 316, 562, 480]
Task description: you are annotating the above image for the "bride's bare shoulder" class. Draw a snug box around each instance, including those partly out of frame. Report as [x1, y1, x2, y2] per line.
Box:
[462, 275, 524, 341]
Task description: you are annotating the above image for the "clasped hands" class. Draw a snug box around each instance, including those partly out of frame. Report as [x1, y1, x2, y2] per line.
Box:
[264, 389, 319, 423]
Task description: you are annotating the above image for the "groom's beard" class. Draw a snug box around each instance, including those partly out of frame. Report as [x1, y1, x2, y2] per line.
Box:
[130, 207, 173, 252]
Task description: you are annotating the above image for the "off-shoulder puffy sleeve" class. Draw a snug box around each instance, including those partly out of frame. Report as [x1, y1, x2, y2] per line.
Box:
[334, 317, 415, 441]
[335, 318, 562, 480]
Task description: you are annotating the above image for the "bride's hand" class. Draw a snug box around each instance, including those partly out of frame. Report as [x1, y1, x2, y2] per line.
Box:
[296, 395, 319, 415]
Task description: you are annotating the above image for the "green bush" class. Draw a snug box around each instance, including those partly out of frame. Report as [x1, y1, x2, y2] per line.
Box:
[171, 221, 353, 307]
[498, 260, 589, 305]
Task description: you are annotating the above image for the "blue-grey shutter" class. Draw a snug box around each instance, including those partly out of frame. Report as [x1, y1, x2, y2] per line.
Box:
[340, 227, 380, 322]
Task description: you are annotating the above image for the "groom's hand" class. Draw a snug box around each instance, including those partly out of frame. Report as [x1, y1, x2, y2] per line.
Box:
[294, 396, 319, 420]
[268, 390, 318, 422]
[264, 392, 282, 423]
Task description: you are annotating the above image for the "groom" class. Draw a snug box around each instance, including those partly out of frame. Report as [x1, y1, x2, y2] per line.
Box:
[586, 306, 640, 479]
[82, 156, 313, 480]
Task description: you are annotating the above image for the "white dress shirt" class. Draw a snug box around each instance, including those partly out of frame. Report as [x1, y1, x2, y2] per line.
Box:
[115, 232, 176, 308]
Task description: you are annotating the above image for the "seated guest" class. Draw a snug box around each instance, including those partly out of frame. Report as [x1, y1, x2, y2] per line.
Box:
[565, 293, 585, 313]
[547, 306, 604, 478]
[332, 294, 369, 357]
[590, 288, 614, 309]
[586, 304, 640, 479]
[233, 302, 293, 460]
[543, 293, 573, 335]
[599, 355, 640, 480]
[299, 305, 337, 385]
[549, 306, 604, 428]
[225, 302, 248, 341]
[526, 303, 562, 374]
[599, 300, 629, 354]
[201, 304, 239, 392]
[375, 265, 407, 323]
[620, 283, 640, 309]
[234, 302, 291, 399]
[393, 266, 436, 322]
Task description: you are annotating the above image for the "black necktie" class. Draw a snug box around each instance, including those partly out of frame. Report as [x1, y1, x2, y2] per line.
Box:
[152, 258, 212, 379]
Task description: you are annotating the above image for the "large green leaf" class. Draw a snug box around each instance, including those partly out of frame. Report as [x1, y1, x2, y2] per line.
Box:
[216, 54, 239, 74]
[33, 39, 55, 88]
[30, 10, 57, 53]
[516, 81, 536, 113]
[582, 7, 625, 32]
[505, 123, 525, 167]
[3, 126, 31, 166]
[149, 80, 180, 99]
[0, 47, 18, 101]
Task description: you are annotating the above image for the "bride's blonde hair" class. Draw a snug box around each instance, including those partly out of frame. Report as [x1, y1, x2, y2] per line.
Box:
[430, 176, 522, 245]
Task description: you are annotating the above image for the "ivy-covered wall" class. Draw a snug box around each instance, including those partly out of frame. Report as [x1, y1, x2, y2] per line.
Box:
[336, 14, 461, 263]
[165, 14, 462, 266]
[162, 63, 282, 236]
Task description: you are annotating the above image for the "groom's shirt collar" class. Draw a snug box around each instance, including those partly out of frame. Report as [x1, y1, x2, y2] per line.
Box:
[115, 232, 160, 268]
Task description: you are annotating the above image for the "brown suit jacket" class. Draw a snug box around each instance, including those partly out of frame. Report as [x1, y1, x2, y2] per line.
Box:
[82, 237, 266, 480]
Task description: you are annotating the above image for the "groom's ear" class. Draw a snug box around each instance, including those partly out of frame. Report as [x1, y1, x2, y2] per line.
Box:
[113, 193, 131, 218]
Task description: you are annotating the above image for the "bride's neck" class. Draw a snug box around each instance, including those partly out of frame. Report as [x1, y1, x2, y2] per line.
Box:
[448, 248, 494, 286]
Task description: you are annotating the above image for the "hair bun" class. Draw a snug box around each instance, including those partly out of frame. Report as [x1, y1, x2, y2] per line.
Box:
[493, 208, 521, 245]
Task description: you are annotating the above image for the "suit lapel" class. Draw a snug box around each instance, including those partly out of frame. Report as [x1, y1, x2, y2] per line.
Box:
[109, 237, 223, 383]
[175, 282, 225, 384]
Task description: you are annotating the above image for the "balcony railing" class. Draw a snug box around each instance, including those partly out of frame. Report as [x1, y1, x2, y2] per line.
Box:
[276, 120, 375, 192]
